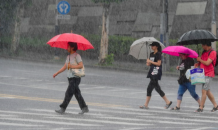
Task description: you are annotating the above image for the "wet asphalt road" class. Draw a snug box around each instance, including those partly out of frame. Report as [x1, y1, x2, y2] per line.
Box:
[0, 57, 218, 130]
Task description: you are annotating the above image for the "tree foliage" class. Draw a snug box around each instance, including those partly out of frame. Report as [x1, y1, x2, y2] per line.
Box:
[0, 0, 31, 34]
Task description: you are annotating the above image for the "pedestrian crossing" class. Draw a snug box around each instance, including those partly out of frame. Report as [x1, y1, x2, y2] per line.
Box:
[0, 106, 217, 130]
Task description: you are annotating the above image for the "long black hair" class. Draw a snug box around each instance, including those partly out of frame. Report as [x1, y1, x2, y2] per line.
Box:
[152, 42, 162, 52]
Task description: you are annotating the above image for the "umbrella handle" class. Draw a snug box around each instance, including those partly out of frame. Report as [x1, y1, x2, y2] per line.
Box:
[68, 54, 70, 70]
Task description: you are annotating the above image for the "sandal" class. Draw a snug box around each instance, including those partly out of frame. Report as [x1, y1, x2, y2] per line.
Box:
[165, 101, 172, 109]
[139, 105, 149, 109]
[199, 105, 204, 108]
[195, 108, 203, 112]
[171, 106, 180, 110]
[211, 105, 218, 112]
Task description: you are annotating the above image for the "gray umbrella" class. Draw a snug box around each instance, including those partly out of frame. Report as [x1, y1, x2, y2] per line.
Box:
[176, 29, 218, 45]
[129, 37, 165, 60]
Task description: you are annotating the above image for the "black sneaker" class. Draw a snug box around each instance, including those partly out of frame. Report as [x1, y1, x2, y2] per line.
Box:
[55, 108, 65, 114]
[79, 106, 89, 114]
[195, 108, 203, 113]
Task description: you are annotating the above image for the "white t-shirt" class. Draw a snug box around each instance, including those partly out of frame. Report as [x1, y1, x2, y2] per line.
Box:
[66, 52, 82, 78]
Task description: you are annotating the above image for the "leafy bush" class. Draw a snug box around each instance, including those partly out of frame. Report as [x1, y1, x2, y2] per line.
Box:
[105, 53, 114, 65]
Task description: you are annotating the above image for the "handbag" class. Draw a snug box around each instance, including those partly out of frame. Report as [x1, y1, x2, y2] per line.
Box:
[190, 68, 205, 85]
[72, 66, 85, 77]
[71, 54, 85, 77]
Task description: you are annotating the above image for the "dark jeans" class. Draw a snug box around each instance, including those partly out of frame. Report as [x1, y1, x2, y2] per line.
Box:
[147, 78, 165, 97]
[177, 82, 199, 101]
[60, 77, 87, 110]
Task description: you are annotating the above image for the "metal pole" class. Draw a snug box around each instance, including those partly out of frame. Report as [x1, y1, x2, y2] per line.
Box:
[165, 0, 170, 70]
[161, 0, 168, 71]
[54, 0, 60, 60]
[211, 0, 216, 51]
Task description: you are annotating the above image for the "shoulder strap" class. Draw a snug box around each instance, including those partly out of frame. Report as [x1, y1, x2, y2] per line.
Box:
[74, 53, 78, 64]
[208, 49, 213, 56]
[208, 49, 215, 67]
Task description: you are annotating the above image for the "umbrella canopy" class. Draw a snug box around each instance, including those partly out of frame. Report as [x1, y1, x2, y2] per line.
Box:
[162, 46, 198, 58]
[47, 33, 94, 50]
[129, 37, 165, 59]
[177, 30, 218, 45]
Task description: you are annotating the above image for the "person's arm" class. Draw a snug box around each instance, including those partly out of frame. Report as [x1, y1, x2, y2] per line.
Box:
[197, 57, 213, 66]
[53, 63, 67, 78]
[194, 62, 200, 68]
[147, 59, 161, 66]
[69, 61, 83, 69]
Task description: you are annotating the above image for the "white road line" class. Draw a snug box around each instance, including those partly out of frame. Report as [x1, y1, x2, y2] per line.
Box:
[46, 116, 152, 126]
[0, 110, 61, 117]
[0, 76, 12, 78]
[0, 122, 43, 127]
[0, 97, 15, 99]
[27, 108, 111, 117]
[185, 127, 216, 130]
[107, 106, 218, 117]
[138, 116, 218, 123]
[3, 118, 101, 126]
[107, 89, 129, 92]
[0, 114, 16, 117]
[68, 107, 153, 116]
[81, 86, 106, 90]
[129, 91, 147, 95]
[98, 116, 198, 125]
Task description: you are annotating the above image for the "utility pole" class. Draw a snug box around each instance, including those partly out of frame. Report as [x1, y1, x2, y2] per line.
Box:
[161, 0, 169, 71]
[211, 0, 216, 51]
[54, 0, 60, 60]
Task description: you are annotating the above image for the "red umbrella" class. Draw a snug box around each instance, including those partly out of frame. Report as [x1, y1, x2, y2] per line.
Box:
[47, 33, 94, 50]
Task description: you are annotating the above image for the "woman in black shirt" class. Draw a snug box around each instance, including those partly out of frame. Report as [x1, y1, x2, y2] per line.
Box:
[140, 42, 172, 109]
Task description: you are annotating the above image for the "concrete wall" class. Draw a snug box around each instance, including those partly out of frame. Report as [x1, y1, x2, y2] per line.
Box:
[19, 0, 218, 40]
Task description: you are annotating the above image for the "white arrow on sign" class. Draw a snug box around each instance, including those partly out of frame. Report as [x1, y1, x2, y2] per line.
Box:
[56, 15, 71, 20]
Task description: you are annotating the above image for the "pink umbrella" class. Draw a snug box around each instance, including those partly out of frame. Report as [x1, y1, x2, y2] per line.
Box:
[162, 46, 198, 58]
[47, 33, 94, 50]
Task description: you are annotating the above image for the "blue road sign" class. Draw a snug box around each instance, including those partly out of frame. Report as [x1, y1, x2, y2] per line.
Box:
[57, 1, 70, 15]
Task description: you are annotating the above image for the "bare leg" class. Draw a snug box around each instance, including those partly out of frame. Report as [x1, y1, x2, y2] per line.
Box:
[144, 96, 151, 107]
[197, 98, 201, 105]
[207, 90, 217, 107]
[162, 95, 170, 104]
[177, 100, 182, 108]
[200, 89, 207, 109]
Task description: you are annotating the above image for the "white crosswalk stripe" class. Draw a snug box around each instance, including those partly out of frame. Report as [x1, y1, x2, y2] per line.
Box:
[0, 106, 218, 129]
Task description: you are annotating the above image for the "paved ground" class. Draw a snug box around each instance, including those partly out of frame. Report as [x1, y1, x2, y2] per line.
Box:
[0, 57, 218, 130]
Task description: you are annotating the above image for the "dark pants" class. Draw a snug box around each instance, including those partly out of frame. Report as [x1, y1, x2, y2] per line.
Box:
[147, 78, 165, 97]
[60, 77, 87, 110]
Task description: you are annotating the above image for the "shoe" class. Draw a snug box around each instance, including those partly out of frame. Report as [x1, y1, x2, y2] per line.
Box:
[211, 105, 218, 112]
[139, 105, 149, 109]
[171, 106, 180, 110]
[55, 108, 65, 114]
[195, 108, 203, 113]
[165, 101, 172, 109]
[79, 106, 89, 114]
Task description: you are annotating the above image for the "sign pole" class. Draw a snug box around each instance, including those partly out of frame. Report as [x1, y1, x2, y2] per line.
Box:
[54, 0, 60, 60]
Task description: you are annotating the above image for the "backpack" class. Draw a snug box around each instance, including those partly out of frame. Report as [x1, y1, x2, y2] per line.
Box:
[208, 50, 218, 67]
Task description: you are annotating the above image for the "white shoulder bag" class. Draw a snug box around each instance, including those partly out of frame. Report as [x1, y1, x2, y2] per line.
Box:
[71, 54, 85, 77]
